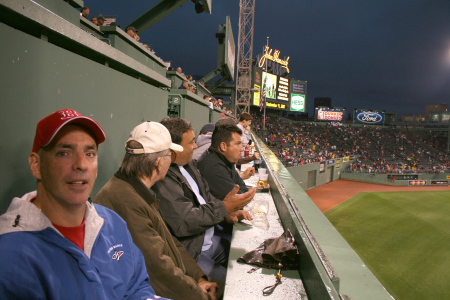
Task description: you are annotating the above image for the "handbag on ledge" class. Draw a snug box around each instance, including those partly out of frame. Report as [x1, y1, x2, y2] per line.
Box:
[237, 229, 300, 295]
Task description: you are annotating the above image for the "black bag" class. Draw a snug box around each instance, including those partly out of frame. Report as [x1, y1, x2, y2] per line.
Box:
[237, 229, 300, 295]
[238, 229, 299, 270]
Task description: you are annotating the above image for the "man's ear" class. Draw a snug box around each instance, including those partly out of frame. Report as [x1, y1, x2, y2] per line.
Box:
[219, 142, 227, 153]
[29, 152, 42, 180]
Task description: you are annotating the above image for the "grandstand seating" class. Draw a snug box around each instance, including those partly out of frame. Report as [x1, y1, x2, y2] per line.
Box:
[253, 114, 450, 174]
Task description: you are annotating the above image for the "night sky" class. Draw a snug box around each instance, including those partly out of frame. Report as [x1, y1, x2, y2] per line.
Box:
[86, 1, 450, 118]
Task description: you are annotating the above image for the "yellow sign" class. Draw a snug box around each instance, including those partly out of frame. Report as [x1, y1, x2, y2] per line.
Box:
[253, 84, 261, 106]
[258, 46, 290, 73]
[343, 156, 349, 162]
[447, 175, 450, 180]
[266, 102, 286, 109]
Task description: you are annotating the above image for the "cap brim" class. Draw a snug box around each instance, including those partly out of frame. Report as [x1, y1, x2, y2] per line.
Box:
[170, 143, 184, 152]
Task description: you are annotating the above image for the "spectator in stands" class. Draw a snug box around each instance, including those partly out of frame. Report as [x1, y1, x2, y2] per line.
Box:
[182, 75, 196, 93]
[97, 16, 105, 26]
[91, 17, 98, 25]
[215, 118, 259, 177]
[176, 67, 183, 75]
[152, 117, 255, 281]
[204, 95, 214, 112]
[236, 112, 253, 149]
[80, 6, 89, 18]
[94, 121, 219, 300]
[193, 123, 215, 161]
[126, 26, 139, 41]
[0, 109, 164, 299]
[197, 124, 251, 200]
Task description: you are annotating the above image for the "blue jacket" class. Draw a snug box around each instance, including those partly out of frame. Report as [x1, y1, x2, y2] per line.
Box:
[0, 191, 169, 300]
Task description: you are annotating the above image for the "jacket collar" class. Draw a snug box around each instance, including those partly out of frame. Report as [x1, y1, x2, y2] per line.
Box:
[114, 169, 157, 205]
[208, 146, 235, 169]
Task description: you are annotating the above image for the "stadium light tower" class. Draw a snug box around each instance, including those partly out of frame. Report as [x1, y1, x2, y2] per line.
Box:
[235, 0, 256, 116]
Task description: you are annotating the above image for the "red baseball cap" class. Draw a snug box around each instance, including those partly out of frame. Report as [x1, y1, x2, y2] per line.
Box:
[32, 109, 106, 153]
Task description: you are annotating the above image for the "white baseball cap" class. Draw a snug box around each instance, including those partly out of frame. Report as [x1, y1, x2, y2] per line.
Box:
[125, 121, 183, 154]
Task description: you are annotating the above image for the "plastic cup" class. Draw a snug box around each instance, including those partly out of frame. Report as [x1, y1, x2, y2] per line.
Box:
[259, 173, 268, 184]
[251, 199, 270, 230]
[258, 168, 267, 174]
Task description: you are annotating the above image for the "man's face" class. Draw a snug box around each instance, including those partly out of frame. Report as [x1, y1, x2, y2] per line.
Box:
[174, 129, 197, 166]
[98, 18, 104, 26]
[222, 132, 243, 163]
[82, 8, 89, 17]
[127, 30, 136, 39]
[91, 17, 97, 25]
[32, 125, 98, 208]
[176, 67, 182, 74]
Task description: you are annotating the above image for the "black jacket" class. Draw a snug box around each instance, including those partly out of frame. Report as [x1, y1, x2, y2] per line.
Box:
[151, 162, 228, 260]
[197, 147, 248, 201]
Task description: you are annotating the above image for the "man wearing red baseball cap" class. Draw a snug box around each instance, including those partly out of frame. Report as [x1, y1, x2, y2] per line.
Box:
[0, 109, 166, 299]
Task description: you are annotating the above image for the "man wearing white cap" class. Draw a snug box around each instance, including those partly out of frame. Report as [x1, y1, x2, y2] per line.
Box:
[94, 121, 220, 300]
[0, 109, 165, 299]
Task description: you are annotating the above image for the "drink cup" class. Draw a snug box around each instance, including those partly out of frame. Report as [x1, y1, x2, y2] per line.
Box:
[259, 173, 268, 185]
[251, 199, 270, 230]
[258, 168, 267, 174]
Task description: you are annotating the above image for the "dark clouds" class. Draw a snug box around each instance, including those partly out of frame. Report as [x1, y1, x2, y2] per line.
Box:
[88, 1, 450, 117]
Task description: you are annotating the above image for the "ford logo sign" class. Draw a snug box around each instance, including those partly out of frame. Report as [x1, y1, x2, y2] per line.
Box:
[356, 112, 382, 124]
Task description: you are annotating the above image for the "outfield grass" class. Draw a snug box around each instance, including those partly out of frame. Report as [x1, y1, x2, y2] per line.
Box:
[325, 191, 450, 300]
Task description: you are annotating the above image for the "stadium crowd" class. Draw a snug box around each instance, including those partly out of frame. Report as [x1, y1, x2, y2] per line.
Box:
[252, 114, 450, 174]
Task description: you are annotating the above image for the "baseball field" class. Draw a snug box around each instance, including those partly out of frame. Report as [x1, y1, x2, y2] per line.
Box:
[323, 189, 450, 300]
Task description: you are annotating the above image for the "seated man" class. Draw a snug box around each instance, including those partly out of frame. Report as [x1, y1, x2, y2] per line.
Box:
[126, 26, 140, 41]
[152, 117, 255, 281]
[94, 121, 219, 300]
[97, 16, 105, 26]
[91, 17, 98, 25]
[197, 124, 249, 201]
[80, 6, 89, 18]
[215, 118, 259, 179]
[0, 109, 164, 299]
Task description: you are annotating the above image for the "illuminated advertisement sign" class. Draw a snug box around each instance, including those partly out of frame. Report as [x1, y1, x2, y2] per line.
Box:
[409, 180, 427, 186]
[290, 94, 305, 112]
[315, 108, 345, 122]
[355, 110, 384, 125]
[262, 72, 277, 100]
[255, 70, 261, 85]
[252, 84, 261, 106]
[291, 82, 305, 94]
[258, 46, 290, 73]
[266, 102, 286, 109]
[277, 77, 289, 101]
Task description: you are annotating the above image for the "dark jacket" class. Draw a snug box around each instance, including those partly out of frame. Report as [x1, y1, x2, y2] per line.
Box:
[197, 147, 248, 200]
[94, 170, 209, 300]
[152, 162, 228, 260]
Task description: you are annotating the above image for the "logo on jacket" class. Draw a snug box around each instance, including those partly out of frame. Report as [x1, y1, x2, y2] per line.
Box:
[107, 244, 124, 262]
[112, 249, 124, 261]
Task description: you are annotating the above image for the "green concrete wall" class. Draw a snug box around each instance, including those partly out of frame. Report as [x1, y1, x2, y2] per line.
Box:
[184, 99, 210, 135]
[0, 22, 168, 214]
[287, 160, 352, 190]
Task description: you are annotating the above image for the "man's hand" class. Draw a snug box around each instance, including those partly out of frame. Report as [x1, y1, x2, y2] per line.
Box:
[225, 210, 253, 223]
[223, 185, 256, 214]
[240, 167, 255, 180]
[198, 278, 218, 300]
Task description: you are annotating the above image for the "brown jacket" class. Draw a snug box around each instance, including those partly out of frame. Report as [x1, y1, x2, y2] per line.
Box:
[94, 171, 209, 300]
